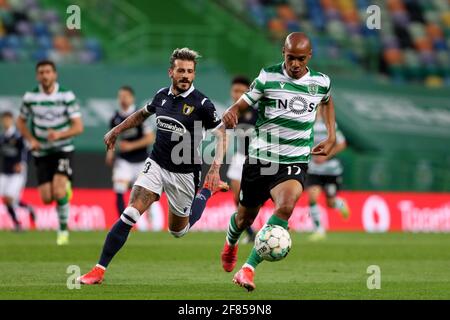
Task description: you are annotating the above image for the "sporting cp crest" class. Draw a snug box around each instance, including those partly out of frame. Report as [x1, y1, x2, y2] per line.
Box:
[308, 82, 318, 96]
[182, 104, 195, 115]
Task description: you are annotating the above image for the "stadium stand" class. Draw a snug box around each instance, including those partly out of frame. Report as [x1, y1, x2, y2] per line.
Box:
[224, 0, 450, 87]
[2, 0, 448, 84]
[0, 0, 102, 63]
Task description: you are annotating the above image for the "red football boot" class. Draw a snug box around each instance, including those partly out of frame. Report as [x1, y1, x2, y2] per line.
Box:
[233, 267, 256, 292]
[221, 241, 238, 272]
[77, 265, 105, 285]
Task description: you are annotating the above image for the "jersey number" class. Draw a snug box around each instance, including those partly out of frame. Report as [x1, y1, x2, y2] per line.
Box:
[287, 165, 302, 175]
[58, 159, 72, 175]
[143, 161, 151, 174]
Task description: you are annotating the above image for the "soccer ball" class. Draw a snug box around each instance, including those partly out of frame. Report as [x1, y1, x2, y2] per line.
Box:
[254, 224, 292, 261]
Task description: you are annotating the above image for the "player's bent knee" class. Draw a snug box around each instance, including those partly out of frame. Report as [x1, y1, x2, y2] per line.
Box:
[53, 188, 66, 201]
[129, 186, 158, 213]
[168, 224, 189, 238]
[41, 196, 53, 204]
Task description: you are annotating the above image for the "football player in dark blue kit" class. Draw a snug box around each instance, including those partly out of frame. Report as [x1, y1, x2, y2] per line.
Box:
[79, 48, 229, 284]
[226, 76, 258, 244]
[0, 111, 36, 231]
[106, 86, 155, 217]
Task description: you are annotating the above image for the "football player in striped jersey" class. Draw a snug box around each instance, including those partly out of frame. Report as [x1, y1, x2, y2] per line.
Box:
[221, 32, 337, 291]
[17, 60, 84, 245]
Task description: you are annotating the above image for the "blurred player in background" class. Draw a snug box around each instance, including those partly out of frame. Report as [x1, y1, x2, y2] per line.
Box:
[226, 76, 257, 243]
[221, 32, 336, 291]
[106, 86, 155, 217]
[0, 111, 35, 231]
[78, 48, 229, 285]
[306, 105, 350, 241]
[17, 60, 83, 245]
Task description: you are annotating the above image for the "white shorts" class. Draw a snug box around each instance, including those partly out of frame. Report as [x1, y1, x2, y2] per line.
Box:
[134, 158, 200, 217]
[0, 169, 26, 202]
[112, 158, 146, 192]
[226, 153, 246, 181]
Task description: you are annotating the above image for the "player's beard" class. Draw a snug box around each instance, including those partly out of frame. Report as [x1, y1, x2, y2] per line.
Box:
[40, 79, 55, 92]
[174, 79, 191, 93]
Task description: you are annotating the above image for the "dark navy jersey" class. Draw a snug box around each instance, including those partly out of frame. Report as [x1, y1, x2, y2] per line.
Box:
[0, 127, 28, 174]
[236, 105, 258, 156]
[145, 85, 221, 173]
[110, 105, 152, 163]
[238, 105, 258, 126]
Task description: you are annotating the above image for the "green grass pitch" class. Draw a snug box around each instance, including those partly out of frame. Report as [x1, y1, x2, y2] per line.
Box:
[0, 231, 449, 299]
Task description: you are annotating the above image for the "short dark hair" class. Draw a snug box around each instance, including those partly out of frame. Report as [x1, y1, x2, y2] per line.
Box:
[119, 85, 135, 96]
[231, 75, 251, 87]
[1, 111, 14, 118]
[36, 60, 56, 71]
[170, 47, 201, 68]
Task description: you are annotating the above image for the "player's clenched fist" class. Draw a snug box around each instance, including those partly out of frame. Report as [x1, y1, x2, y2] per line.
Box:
[104, 128, 119, 151]
[222, 106, 238, 129]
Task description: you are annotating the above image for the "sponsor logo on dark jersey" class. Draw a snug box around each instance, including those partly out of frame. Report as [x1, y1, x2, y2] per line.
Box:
[156, 116, 186, 135]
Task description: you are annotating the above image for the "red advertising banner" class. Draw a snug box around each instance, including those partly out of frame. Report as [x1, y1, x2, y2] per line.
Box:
[0, 189, 449, 232]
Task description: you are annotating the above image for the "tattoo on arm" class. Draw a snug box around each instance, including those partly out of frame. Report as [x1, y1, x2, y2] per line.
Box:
[212, 125, 227, 165]
[116, 109, 151, 133]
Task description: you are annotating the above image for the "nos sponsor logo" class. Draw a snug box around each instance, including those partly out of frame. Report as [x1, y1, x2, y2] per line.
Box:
[277, 97, 315, 115]
[156, 116, 186, 135]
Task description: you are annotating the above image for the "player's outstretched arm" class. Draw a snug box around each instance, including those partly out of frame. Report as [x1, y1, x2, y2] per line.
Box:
[222, 98, 250, 129]
[311, 97, 337, 156]
[104, 107, 153, 151]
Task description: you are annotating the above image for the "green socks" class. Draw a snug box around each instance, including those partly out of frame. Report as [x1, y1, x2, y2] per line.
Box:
[267, 214, 289, 229]
[56, 193, 70, 231]
[245, 247, 263, 269]
[226, 212, 244, 246]
[310, 203, 321, 230]
[245, 214, 289, 270]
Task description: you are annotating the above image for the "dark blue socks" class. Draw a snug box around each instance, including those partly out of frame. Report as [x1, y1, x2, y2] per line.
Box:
[98, 207, 140, 268]
[188, 188, 212, 228]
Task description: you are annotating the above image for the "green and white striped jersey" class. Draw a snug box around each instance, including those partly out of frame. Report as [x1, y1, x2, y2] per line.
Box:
[242, 62, 331, 164]
[308, 119, 346, 176]
[20, 83, 81, 157]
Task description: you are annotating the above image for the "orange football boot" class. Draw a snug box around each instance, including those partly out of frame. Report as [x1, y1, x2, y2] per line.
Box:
[77, 265, 105, 285]
[233, 267, 256, 292]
